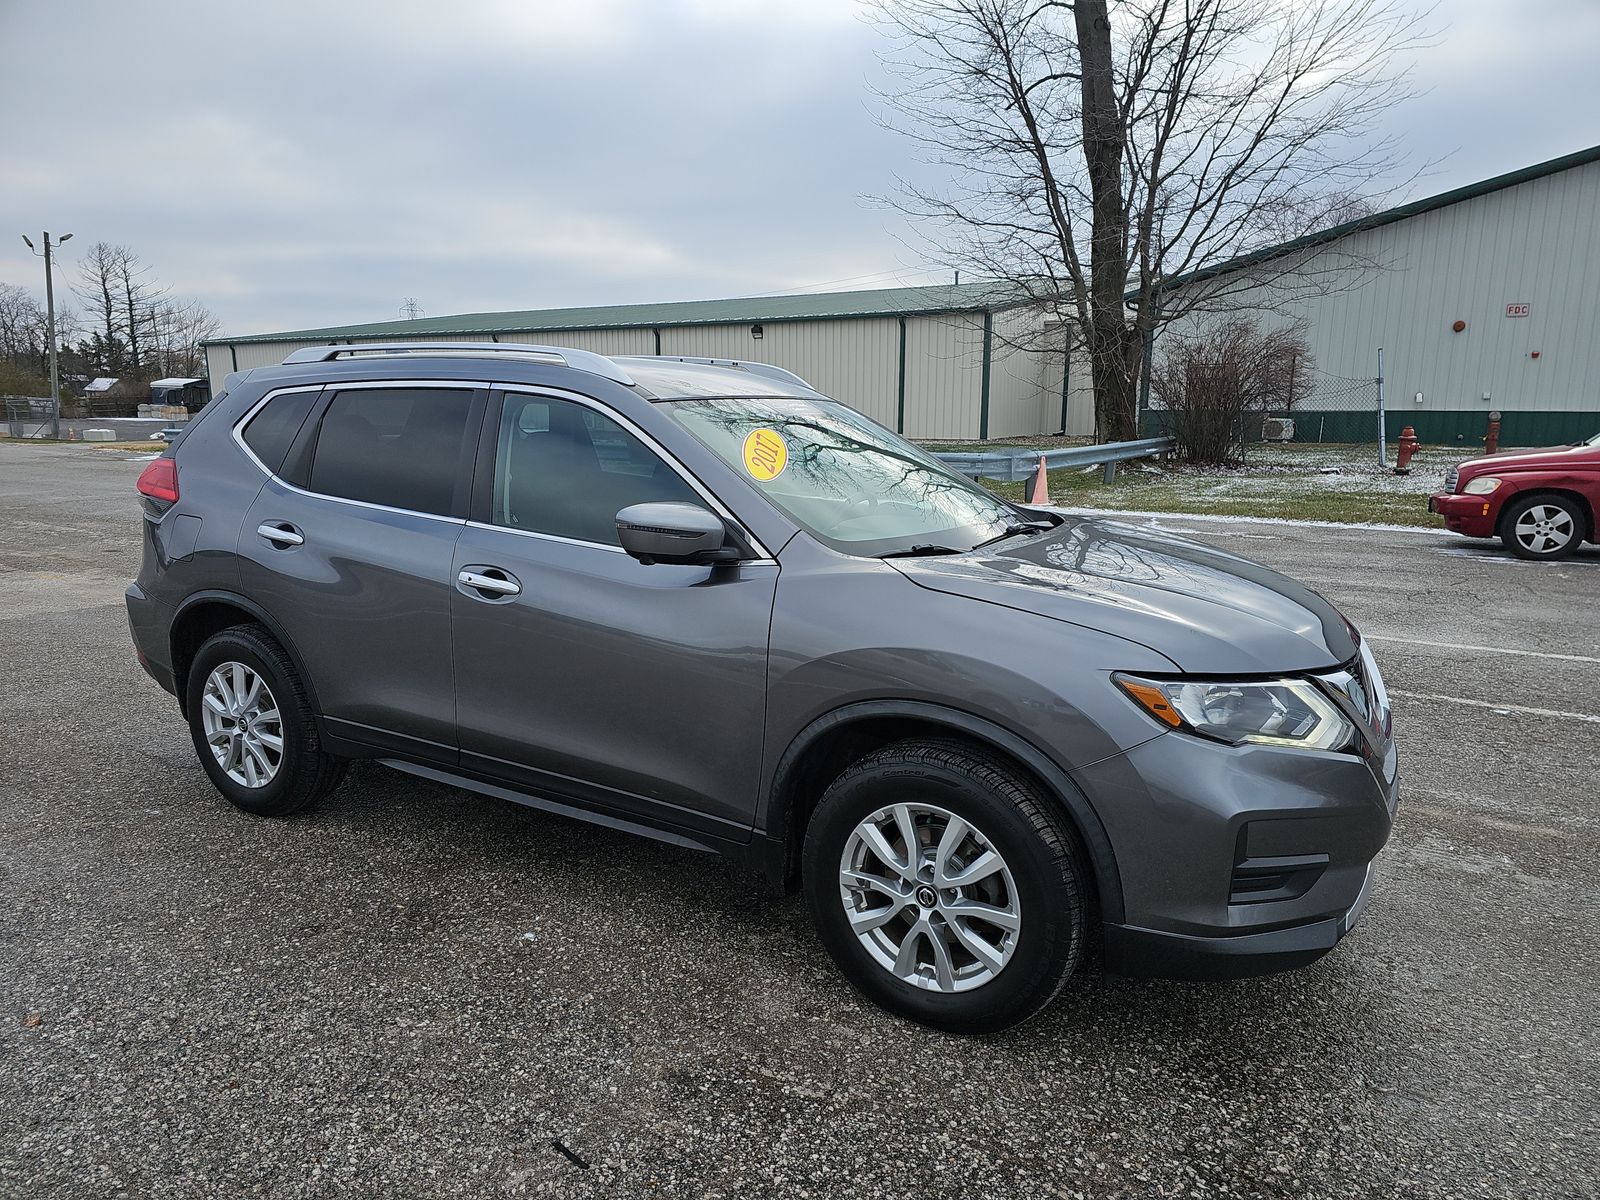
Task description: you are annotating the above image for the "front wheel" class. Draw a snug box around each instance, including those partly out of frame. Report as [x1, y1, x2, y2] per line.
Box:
[185, 623, 347, 817]
[802, 739, 1089, 1033]
[1500, 493, 1585, 561]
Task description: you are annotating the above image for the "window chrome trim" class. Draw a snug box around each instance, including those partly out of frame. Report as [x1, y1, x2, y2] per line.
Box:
[490, 384, 776, 561]
[231, 380, 480, 525]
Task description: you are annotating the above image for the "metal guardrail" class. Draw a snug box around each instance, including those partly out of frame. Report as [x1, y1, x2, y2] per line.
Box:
[934, 435, 1177, 484]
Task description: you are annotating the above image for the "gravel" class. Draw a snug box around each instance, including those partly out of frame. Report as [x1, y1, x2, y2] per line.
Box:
[2, 442, 1596, 1199]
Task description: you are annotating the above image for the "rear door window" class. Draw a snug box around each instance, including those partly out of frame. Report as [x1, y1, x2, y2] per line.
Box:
[240, 389, 319, 474]
[308, 387, 477, 517]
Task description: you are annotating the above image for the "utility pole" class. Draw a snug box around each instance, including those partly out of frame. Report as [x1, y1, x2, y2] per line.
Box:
[22, 230, 73, 439]
[1375, 346, 1387, 468]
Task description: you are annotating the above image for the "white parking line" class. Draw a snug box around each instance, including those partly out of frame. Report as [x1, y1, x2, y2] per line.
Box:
[1365, 635, 1600, 665]
[1388, 689, 1600, 725]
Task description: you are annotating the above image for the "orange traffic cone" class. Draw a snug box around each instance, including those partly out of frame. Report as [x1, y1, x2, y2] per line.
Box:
[1028, 455, 1050, 505]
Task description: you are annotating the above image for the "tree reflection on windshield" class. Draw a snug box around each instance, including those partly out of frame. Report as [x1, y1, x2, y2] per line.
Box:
[667, 398, 1019, 556]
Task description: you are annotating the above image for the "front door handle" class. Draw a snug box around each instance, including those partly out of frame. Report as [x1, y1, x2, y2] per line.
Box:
[457, 568, 521, 598]
[257, 522, 304, 547]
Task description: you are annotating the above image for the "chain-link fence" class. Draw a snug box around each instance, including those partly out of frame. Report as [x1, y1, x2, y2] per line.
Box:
[1258, 369, 1381, 445]
[4, 396, 57, 439]
[1141, 351, 1392, 461]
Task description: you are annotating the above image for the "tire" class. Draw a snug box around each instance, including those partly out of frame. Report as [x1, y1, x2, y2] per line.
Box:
[802, 738, 1089, 1034]
[185, 623, 347, 817]
[1499, 492, 1586, 561]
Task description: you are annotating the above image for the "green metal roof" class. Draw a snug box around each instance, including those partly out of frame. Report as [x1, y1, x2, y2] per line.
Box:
[210, 282, 1026, 346]
[1143, 142, 1600, 296]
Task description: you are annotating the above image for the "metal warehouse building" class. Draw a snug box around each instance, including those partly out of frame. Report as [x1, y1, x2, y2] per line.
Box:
[205, 284, 1086, 442]
[1151, 143, 1600, 447]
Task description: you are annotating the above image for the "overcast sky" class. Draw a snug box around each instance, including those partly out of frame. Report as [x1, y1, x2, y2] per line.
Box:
[3, 0, 1598, 337]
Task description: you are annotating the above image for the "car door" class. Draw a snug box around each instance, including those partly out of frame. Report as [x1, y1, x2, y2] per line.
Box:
[237, 380, 487, 763]
[449, 386, 778, 838]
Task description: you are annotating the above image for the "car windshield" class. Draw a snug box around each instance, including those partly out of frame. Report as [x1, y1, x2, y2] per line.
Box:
[664, 396, 1026, 557]
[1584, 431, 1600, 446]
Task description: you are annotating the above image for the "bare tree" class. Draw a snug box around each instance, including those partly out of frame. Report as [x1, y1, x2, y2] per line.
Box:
[146, 298, 221, 377]
[0, 283, 47, 367]
[74, 241, 124, 371]
[874, 0, 1424, 439]
[113, 246, 166, 375]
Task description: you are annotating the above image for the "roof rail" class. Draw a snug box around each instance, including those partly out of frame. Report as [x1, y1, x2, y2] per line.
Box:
[643, 355, 816, 392]
[279, 341, 635, 386]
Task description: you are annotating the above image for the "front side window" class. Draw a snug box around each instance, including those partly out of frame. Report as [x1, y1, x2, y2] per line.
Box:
[493, 393, 702, 546]
[307, 388, 474, 516]
[664, 396, 1019, 556]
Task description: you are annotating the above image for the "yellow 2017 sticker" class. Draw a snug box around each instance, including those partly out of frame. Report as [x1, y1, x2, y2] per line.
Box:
[742, 427, 788, 481]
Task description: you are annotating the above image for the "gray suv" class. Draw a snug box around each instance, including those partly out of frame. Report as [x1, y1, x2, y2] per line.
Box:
[127, 343, 1397, 1032]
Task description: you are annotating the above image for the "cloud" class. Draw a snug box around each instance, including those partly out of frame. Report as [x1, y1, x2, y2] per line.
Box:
[1, 0, 1595, 337]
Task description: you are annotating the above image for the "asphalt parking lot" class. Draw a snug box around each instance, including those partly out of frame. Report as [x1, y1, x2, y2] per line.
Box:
[2, 440, 1596, 1199]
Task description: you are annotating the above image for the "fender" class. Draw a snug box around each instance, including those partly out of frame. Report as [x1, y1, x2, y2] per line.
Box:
[765, 699, 1125, 923]
[169, 589, 327, 736]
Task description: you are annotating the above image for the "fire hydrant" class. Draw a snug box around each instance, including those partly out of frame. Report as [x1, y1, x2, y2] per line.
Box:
[1394, 426, 1420, 474]
[1484, 411, 1502, 456]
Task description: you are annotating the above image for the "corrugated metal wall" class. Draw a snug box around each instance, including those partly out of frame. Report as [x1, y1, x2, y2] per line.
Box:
[1158, 157, 1600, 426]
[204, 309, 1087, 441]
[657, 317, 902, 429]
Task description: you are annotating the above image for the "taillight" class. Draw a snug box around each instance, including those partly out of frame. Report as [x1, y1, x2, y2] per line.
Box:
[136, 457, 179, 504]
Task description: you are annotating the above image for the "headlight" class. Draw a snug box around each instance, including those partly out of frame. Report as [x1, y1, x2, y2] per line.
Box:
[1463, 476, 1501, 495]
[1116, 674, 1356, 750]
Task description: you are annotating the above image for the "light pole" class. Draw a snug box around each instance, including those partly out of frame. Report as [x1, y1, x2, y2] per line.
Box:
[22, 230, 73, 439]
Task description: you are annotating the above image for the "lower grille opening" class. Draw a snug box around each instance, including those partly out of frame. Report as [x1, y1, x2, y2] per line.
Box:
[1229, 853, 1329, 905]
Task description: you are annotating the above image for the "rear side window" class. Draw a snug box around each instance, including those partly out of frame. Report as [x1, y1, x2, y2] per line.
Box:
[240, 390, 318, 474]
[308, 388, 475, 516]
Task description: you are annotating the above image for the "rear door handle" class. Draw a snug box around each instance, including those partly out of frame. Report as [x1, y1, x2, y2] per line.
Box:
[457, 567, 521, 598]
[257, 522, 304, 547]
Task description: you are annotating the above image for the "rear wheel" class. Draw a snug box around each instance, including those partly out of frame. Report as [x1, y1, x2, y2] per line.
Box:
[1500, 493, 1585, 561]
[802, 738, 1089, 1033]
[185, 623, 346, 817]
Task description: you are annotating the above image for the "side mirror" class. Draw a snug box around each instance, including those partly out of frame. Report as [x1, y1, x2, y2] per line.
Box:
[616, 502, 741, 565]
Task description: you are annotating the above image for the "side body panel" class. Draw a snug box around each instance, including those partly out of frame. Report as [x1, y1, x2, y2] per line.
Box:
[758, 533, 1179, 827]
[450, 526, 778, 836]
[237, 476, 464, 760]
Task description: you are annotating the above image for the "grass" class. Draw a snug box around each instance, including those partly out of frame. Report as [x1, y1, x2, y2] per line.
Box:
[964, 442, 1456, 527]
[1, 435, 166, 451]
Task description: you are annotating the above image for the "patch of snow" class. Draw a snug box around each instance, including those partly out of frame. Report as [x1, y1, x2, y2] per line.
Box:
[1053, 506, 1457, 536]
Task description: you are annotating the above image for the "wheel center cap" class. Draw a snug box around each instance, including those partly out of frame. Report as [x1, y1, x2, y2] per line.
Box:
[915, 885, 938, 908]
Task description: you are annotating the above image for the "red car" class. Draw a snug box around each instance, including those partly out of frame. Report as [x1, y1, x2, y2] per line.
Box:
[1429, 433, 1600, 560]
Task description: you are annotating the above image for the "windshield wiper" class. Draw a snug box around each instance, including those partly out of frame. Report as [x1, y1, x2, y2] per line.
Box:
[878, 544, 965, 558]
[973, 523, 1050, 550]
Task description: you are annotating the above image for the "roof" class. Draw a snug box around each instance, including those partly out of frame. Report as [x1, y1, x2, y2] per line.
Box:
[207, 282, 1026, 346]
[1147, 142, 1600, 296]
[615, 357, 821, 400]
[149, 377, 204, 388]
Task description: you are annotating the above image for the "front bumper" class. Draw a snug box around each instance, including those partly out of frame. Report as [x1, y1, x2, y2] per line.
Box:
[1429, 492, 1496, 537]
[1072, 721, 1397, 981]
[1103, 863, 1376, 980]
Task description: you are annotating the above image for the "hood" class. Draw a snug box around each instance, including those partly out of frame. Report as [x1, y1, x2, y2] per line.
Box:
[888, 516, 1356, 674]
[1458, 442, 1598, 474]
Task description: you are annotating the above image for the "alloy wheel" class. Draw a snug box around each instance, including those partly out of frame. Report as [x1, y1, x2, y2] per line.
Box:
[200, 662, 284, 788]
[838, 802, 1021, 993]
[1514, 503, 1576, 555]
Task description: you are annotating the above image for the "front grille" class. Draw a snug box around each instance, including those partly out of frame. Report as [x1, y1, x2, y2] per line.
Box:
[1446, 466, 1460, 493]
